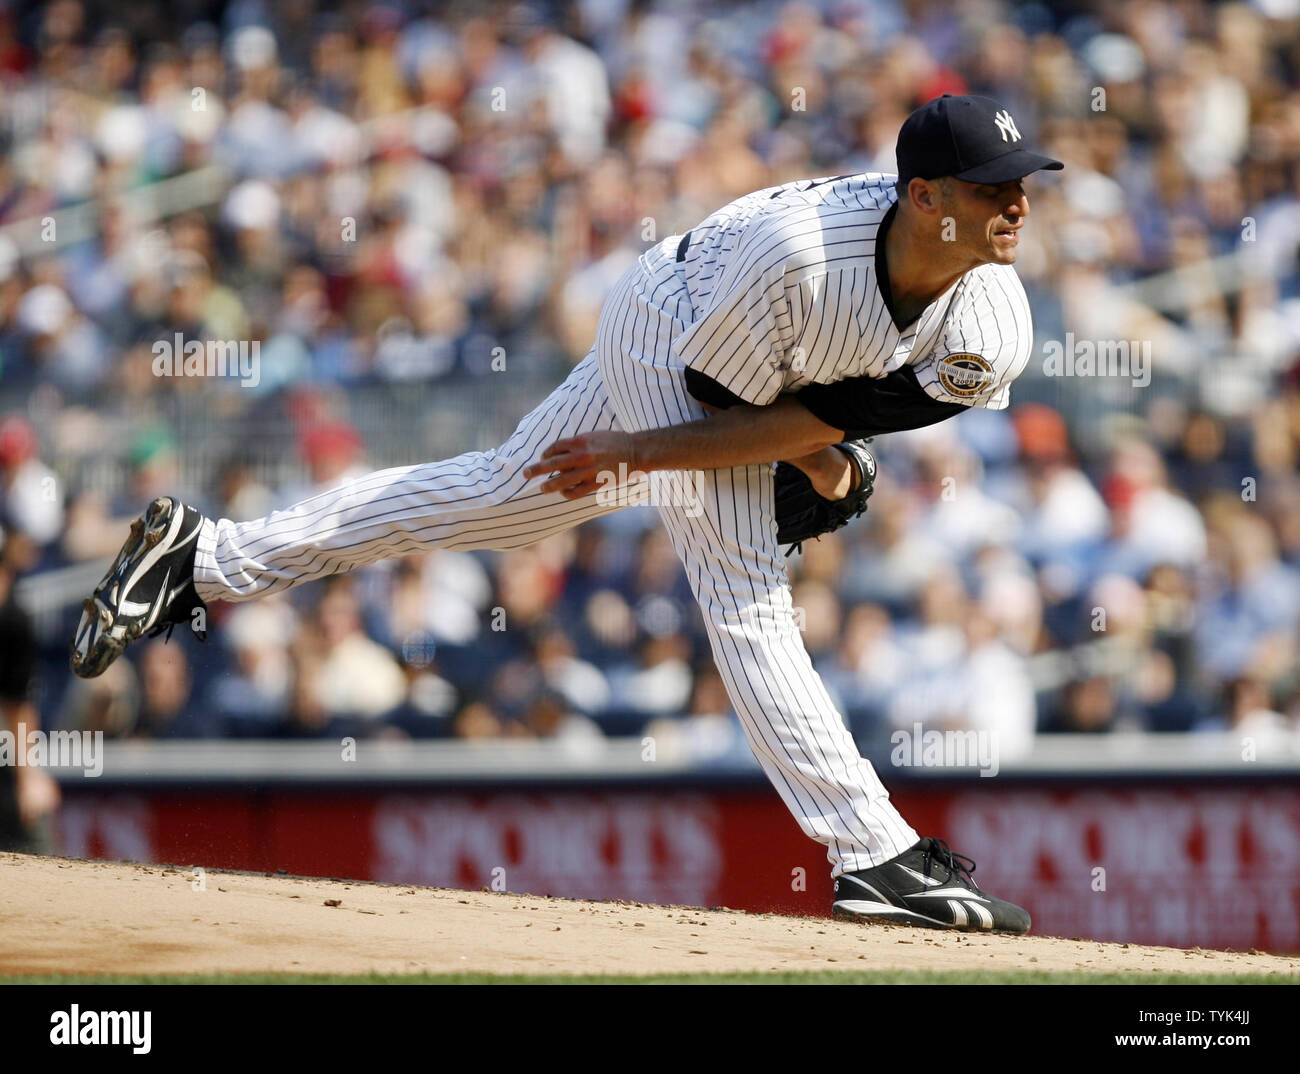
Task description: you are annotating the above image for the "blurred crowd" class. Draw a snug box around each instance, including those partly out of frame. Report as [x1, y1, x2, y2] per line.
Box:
[0, 0, 1298, 756]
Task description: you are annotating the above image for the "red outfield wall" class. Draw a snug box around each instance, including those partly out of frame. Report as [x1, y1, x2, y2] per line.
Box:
[53, 782, 1300, 953]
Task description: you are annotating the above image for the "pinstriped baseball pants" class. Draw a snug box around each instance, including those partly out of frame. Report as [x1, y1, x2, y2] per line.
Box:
[193, 236, 919, 875]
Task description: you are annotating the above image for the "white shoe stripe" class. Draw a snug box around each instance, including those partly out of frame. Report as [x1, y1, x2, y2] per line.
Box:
[833, 900, 927, 920]
[140, 567, 173, 631]
[112, 507, 200, 624]
[116, 506, 184, 612]
[947, 899, 967, 927]
[907, 886, 991, 902]
[897, 864, 944, 888]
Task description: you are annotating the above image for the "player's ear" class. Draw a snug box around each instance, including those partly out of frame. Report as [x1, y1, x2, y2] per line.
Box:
[906, 177, 943, 216]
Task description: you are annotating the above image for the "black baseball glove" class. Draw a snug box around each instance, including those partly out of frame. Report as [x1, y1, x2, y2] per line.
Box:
[774, 439, 876, 554]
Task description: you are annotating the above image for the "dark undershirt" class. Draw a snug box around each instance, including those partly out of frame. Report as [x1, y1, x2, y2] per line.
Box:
[681, 197, 968, 440]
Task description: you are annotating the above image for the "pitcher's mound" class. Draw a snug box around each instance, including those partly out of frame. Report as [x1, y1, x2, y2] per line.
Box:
[2, 853, 1296, 980]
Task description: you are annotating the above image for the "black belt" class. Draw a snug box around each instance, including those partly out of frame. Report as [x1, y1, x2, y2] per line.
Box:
[675, 230, 693, 262]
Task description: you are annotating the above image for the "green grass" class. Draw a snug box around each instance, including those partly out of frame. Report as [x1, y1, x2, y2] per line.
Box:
[3, 969, 1293, 985]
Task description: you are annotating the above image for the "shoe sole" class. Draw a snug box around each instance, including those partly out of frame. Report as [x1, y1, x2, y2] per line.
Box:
[70, 497, 183, 679]
[832, 899, 1028, 934]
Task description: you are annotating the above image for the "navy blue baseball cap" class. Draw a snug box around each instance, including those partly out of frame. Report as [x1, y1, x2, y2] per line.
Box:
[896, 95, 1063, 185]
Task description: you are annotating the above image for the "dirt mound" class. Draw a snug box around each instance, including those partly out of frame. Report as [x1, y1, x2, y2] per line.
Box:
[1, 853, 1295, 978]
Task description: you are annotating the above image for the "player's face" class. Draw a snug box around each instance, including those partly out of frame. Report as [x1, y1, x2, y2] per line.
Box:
[945, 178, 1030, 266]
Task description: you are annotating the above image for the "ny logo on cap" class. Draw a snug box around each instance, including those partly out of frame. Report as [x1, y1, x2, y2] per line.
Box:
[993, 110, 1021, 143]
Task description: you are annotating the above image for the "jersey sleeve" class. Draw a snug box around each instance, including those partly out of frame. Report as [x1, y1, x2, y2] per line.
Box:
[908, 265, 1033, 410]
[672, 255, 790, 406]
[793, 365, 966, 439]
[674, 242, 865, 407]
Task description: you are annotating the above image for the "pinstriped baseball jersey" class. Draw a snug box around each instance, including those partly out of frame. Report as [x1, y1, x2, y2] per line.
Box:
[674, 173, 1033, 412]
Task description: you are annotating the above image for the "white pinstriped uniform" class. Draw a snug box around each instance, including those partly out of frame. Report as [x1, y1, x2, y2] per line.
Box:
[192, 174, 1034, 876]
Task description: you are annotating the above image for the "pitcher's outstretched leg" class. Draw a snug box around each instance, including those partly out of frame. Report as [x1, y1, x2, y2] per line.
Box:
[71, 353, 626, 678]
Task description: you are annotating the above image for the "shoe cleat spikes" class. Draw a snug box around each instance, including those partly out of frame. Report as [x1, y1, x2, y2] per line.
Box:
[81, 596, 111, 627]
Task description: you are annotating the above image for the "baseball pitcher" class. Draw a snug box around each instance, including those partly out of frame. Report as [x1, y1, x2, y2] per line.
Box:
[72, 95, 1062, 933]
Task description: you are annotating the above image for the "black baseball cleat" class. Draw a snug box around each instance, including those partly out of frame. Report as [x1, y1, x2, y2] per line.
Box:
[832, 837, 1031, 934]
[70, 496, 208, 679]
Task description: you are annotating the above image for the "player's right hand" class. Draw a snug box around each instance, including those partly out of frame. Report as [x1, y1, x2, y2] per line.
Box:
[523, 431, 641, 500]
